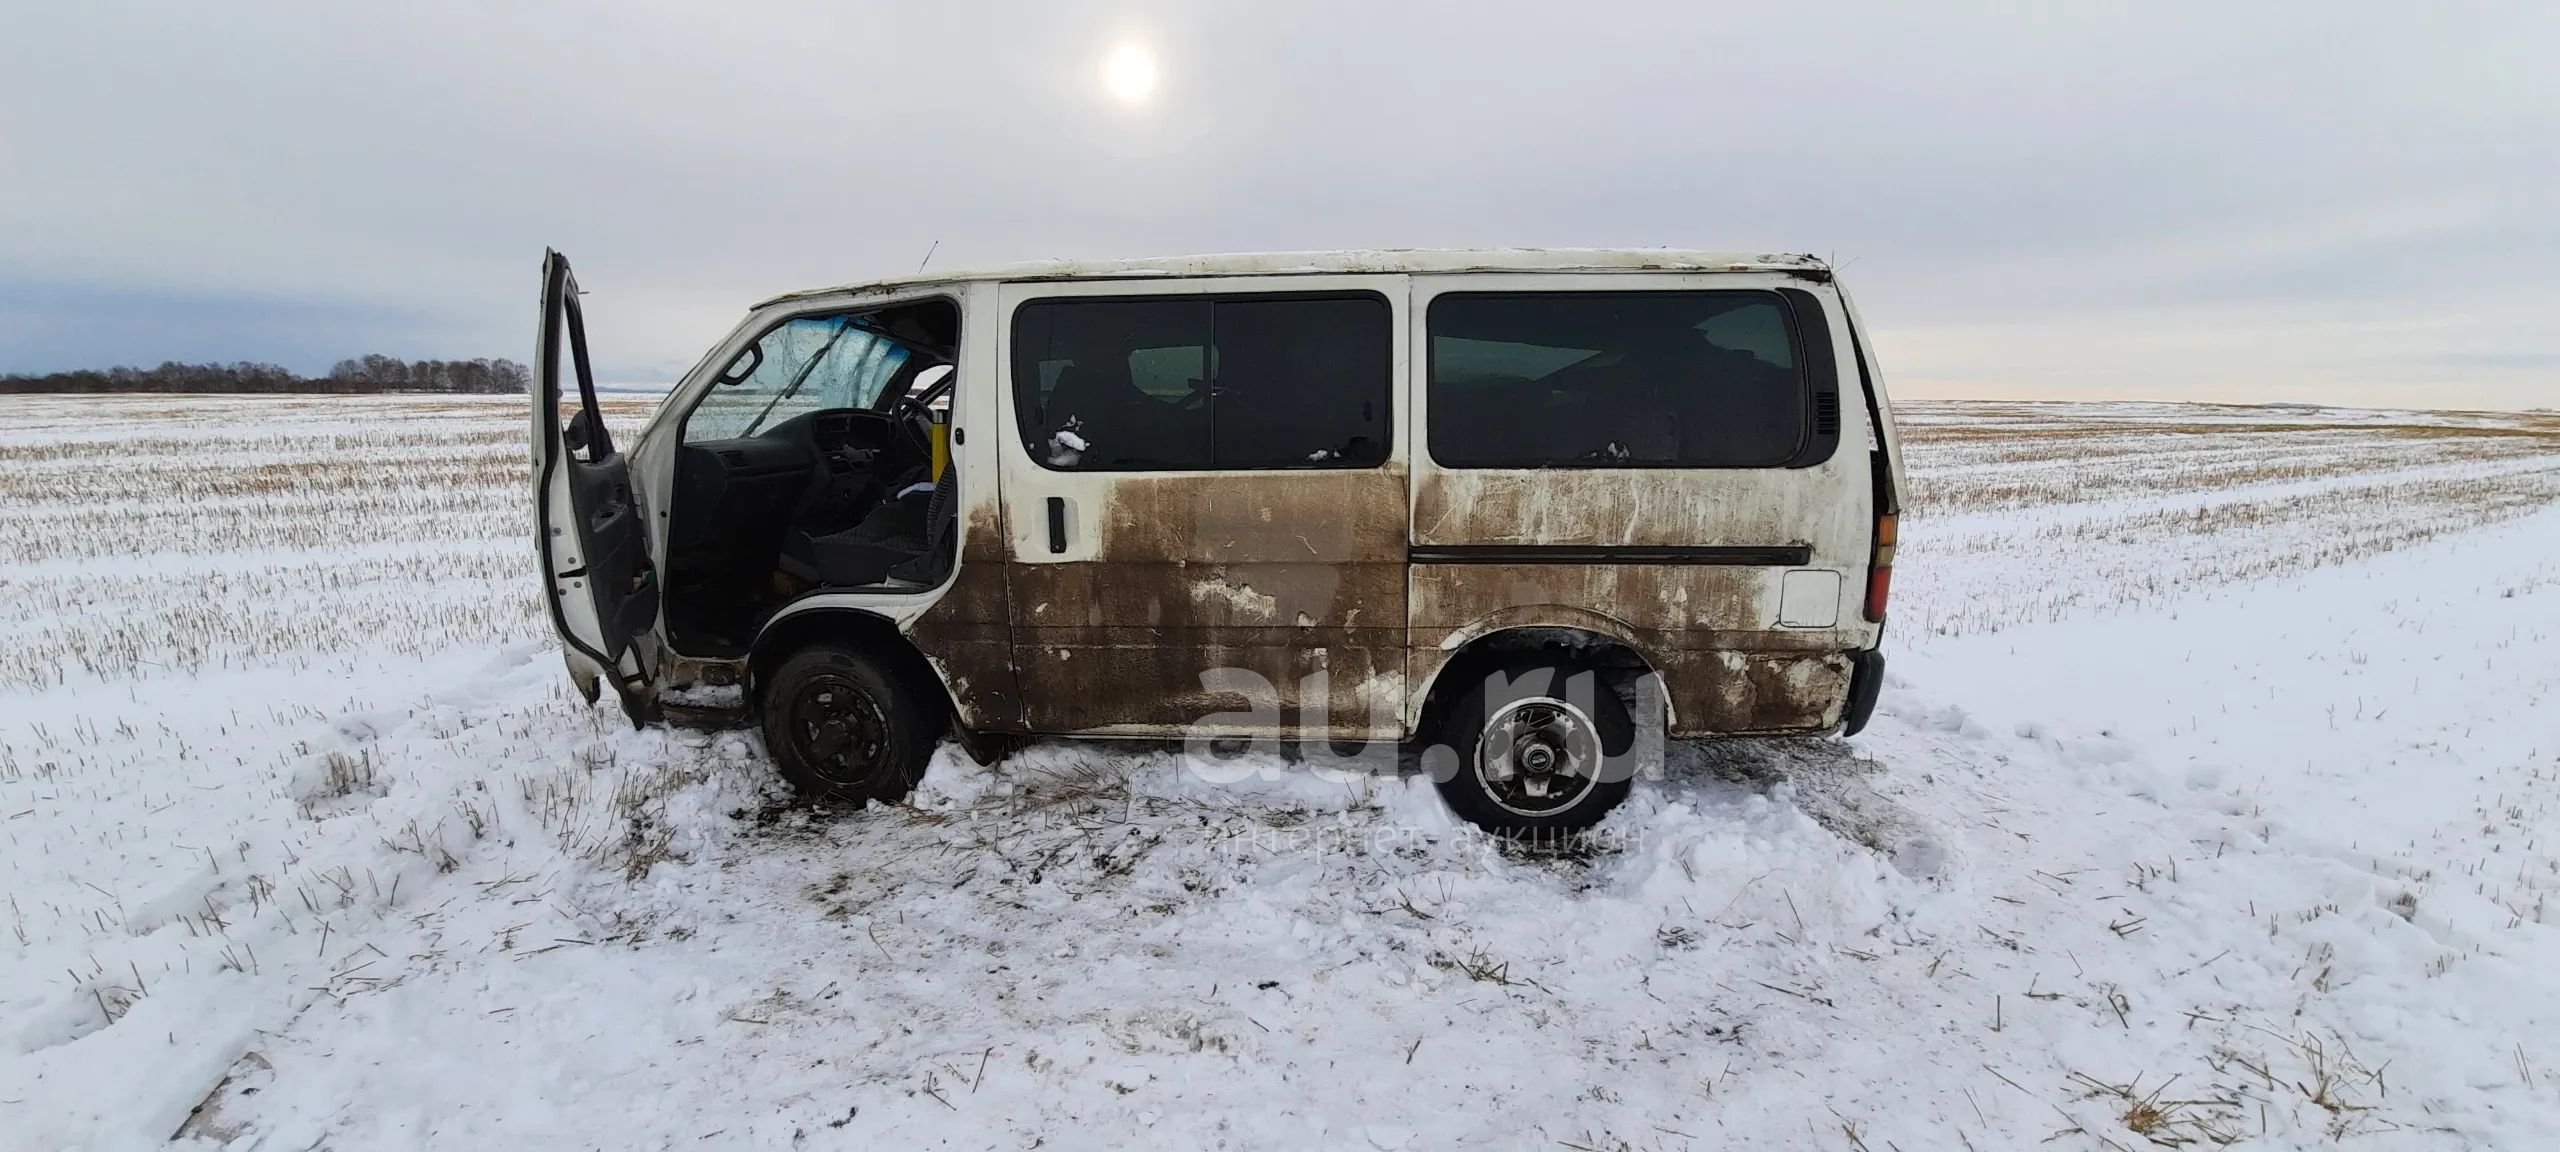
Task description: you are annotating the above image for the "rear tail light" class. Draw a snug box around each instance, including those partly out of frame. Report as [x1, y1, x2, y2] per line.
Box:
[1863, 512, 1897, 621]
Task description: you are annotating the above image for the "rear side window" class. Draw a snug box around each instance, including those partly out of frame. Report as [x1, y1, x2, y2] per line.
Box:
[1427, 291, 1809, 468]
[1012, 293, 1391, 470]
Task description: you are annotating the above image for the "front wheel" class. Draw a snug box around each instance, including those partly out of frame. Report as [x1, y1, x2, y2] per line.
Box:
[760, 643, 936, 805]
[1430, 660, 1636, 836]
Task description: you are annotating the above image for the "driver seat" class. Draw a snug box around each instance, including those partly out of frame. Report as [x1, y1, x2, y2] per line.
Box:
[777, 462, 957, 589]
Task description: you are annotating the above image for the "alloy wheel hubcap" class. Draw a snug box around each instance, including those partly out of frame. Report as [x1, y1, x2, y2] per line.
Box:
[1475, 696, 1603, 816]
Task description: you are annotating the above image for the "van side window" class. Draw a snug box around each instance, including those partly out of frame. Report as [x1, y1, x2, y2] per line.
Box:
[1012, 293, 1391, 470]
[1427, 291, 1807, 468]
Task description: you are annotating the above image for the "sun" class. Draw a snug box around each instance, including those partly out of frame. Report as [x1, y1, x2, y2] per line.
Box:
[1102, 43, 1159, 105]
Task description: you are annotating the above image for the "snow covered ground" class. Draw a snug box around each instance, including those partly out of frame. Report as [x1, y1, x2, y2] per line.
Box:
[4, 394, 2558, 1150]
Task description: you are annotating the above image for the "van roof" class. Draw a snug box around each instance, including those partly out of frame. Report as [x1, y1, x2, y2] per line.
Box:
[757, 248, 1832, 307]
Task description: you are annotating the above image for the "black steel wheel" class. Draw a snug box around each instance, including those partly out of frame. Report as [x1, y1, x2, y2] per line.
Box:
[760, 643, 933, 805]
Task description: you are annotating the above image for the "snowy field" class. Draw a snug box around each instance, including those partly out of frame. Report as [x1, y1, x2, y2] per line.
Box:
[5, 393, 2559, 1151]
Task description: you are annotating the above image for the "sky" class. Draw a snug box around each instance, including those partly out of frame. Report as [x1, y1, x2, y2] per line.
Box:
[2, 1, 2553, 409]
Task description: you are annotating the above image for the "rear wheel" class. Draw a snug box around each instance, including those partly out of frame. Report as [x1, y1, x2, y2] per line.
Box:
[1430, 659, 1636, 836]
[760, 643, 935, 805]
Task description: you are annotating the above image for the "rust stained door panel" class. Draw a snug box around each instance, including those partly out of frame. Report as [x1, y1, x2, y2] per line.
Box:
[1089, 469, 1409, 562]
[1005, 469, 1409, 736]
[1009, 632, 1403, 737]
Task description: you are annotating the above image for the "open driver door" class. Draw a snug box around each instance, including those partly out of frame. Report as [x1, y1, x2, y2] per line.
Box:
[533, 249, 662, 723]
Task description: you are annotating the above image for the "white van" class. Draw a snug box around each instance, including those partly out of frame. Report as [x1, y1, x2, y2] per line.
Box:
[534, 249, 1903, 833]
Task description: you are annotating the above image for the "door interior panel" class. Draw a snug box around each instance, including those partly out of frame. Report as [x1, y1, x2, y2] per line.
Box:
[565, 451, 659, 659]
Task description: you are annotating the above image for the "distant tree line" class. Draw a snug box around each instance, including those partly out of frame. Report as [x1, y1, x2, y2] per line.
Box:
[0, 356, 530, 395]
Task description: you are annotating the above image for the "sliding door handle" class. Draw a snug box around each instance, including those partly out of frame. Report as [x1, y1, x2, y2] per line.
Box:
[1046, 496, 1067, 554]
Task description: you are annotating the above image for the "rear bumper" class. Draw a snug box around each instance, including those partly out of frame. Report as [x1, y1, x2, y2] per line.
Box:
[1839, 648, 1885, 736]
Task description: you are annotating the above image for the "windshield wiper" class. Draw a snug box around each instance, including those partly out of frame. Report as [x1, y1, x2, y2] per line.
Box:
[740, 317, 854, 438]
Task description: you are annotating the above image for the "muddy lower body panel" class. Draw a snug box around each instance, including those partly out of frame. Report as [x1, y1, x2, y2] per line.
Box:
[1004, 558, 1408, 739]
[1648, 648, 1854, 735]
[1407, 561, 1866, 737]
[1004, 631, 1405, 738]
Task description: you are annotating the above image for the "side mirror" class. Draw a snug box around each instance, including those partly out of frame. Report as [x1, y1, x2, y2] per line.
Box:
[717, 343, 764, 386]
[564, 407, 602, 455]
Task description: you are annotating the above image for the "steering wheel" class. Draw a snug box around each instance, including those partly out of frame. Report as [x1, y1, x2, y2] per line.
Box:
[888, 392, 935, 461]
[893, 361, 956, 459]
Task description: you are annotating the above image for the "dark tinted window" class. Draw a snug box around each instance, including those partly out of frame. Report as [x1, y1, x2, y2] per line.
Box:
[1427, 291, 1807, 468]
[1013, 293, 1390, 470]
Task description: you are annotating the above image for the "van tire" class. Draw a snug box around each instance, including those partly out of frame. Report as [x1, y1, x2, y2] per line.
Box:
[760, 642, 933, 806]
[1430, 659, 1636, 836]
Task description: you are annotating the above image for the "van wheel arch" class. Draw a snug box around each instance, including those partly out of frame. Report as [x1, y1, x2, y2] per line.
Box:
[749, 610, 953, 742]
[1418, 625, 1667, 739]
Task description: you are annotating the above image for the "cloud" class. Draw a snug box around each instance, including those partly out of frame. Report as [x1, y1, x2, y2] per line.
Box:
[1, 1, 2553, 407]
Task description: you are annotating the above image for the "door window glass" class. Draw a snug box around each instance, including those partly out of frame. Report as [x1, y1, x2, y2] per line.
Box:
[1209, 296, 1392, 467]
[1011, 293, 1390, 470]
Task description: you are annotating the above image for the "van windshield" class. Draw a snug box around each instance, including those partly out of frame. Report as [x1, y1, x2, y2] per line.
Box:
[689, 307, 953, 442]
[1427, 291, 1807, 468]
